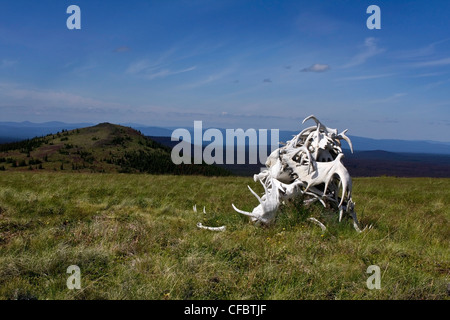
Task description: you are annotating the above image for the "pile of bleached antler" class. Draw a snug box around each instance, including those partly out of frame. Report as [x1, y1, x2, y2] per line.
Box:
[197, 115, 366, 233]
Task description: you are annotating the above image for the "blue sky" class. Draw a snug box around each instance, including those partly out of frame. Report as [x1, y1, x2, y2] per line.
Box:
[0, 0, 449, 141]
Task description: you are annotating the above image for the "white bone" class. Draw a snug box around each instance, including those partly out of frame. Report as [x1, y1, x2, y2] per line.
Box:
[197, 223, 226, 232]
[308, 217, 327, 232]
[231, 115, 363, 232]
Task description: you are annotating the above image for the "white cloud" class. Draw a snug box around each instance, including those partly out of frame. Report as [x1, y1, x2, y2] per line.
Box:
[126, 59, 154, 74]
[409, 72, 446, 78]
[424, 79, 450, 90]
[413, 57, 450, 67]
[301, 63, 330, 73]
[338, 73, 395, 81]
[125, 54, 196, 80]
[0, 82, 125, 110]
[341, 37, 385, 68]
[368, 92, 407, 104]
[396, 38, 450, 59]
[143, 66, 197, 80]
[179, 65, 237, 89]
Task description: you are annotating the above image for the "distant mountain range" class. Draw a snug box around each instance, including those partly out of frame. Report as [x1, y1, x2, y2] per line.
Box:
[0, 121, 449, 178]
[149, 136, 450, 178]
[0, 121, 94, 143]
[1, 121, 449, 155]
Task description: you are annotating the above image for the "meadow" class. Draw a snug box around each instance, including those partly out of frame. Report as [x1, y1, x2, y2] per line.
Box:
[0, 172, 448, 300]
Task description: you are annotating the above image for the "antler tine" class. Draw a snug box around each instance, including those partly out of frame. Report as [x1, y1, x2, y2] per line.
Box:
[247, 185, 263, 205]
[337, 129, 353, 153]
[302, 114, 319, 125]
[232, 203, 256, 218]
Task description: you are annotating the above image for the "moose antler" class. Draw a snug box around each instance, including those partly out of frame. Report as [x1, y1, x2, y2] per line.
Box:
[230, 115, 363, 232]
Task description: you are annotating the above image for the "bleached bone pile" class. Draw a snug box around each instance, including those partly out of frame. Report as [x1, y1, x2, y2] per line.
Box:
[197, 115, 364, 232]
[233, 115, 363, 232]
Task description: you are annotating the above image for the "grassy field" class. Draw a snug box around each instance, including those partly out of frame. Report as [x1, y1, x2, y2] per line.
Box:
[0, 172, 448, 300]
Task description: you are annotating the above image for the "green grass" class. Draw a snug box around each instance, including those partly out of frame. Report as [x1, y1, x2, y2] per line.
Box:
[0, 172, 448, 300]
